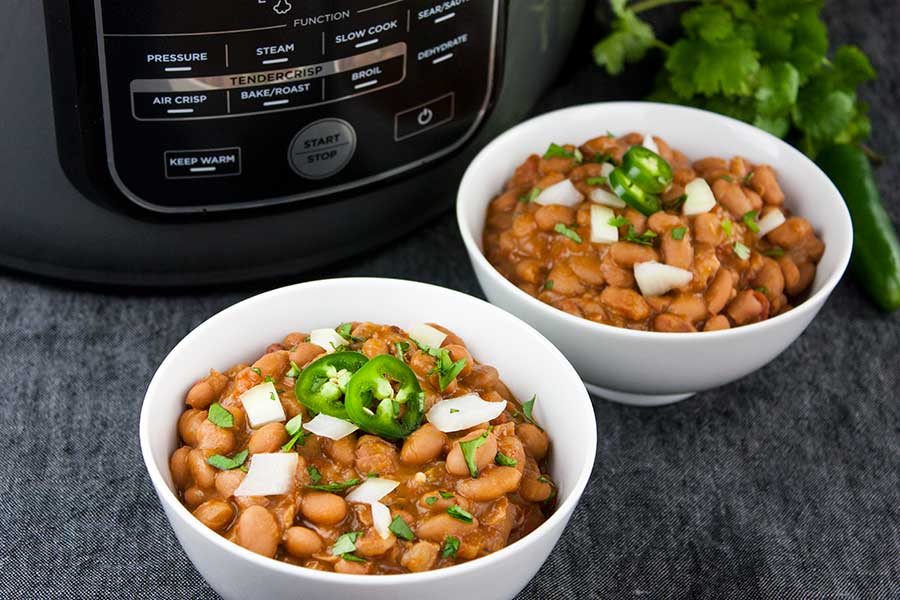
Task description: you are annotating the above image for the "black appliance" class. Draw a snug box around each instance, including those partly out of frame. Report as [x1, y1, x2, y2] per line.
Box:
[0, 0, 584, 285]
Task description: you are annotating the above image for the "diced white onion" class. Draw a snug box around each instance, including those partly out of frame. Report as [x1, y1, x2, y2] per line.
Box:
[309, 328, 347, 353]
[370, 501, 392, 540]
[408, 323, 447, 349]
[590, 187, 626, 209]
[757, 209, 786, 237]
[600, 162, 615, 178]
[239, 382, 285, 428]
[346, 478, 400, 505]
[302, 413, 359, 440]
[426, 393, 507, 433]
[682, 178, 717, 216]
[234, 453, 298, 497]
[590, 205, 619, 244]
[634, 261, 694, 297]
[536, 178, 583, 207]
[642, 134, 659, 154]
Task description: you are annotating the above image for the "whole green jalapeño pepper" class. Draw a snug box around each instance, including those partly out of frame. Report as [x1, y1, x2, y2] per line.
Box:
[295, 352, 369, 420]
[608, 166, 662, 216]
[621, 145, 673, 194]
[344, 355, 425, 439]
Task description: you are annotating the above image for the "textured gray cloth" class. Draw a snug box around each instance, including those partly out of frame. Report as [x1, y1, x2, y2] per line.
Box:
[2, 3, 899, 599]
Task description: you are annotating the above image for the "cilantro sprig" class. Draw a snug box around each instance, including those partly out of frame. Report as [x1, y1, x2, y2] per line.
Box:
[593, 0, 876, 158]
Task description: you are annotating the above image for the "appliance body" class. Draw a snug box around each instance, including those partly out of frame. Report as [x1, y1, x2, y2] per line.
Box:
[0, 0, 584, 285]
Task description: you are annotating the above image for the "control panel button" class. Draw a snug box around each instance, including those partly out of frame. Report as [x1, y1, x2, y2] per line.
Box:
[288, 119, 357, 180]
[231, 78, 323, 114]
[395, 93, 455, 141]
[164, 148, 242, 179]
[327, 55, 405, 101]
[133, 91, 229, 120]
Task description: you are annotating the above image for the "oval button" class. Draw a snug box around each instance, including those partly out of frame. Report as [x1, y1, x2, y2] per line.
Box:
[288, 118, 357, 179]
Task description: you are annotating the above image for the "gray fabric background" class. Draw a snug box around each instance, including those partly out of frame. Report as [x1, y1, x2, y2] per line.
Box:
[1, 2, 898, 598]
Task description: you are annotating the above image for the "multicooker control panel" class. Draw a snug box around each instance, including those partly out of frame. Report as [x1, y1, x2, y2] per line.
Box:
[93, 0, 502, 212]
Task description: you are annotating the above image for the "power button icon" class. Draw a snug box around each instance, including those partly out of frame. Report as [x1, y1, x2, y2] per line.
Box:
[417, 108, 434, 126]
[395, 93, 455, 141]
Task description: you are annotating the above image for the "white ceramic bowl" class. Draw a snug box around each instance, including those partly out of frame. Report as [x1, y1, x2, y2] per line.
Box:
[140, 278, 596, 600]
[457, 102, 853, 406]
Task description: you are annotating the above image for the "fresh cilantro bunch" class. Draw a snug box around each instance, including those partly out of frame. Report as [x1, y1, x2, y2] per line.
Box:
[593, 0, 876, 157]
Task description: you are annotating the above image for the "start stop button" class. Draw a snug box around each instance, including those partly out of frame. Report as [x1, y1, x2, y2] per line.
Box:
[288, 119, 357, 179]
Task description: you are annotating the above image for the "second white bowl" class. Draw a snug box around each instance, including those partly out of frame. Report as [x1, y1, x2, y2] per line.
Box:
[457, 102, 853, 406]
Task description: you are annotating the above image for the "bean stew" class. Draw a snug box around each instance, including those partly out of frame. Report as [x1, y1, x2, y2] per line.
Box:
[482, 133, 825, 332]
[171, 322, 555, 575]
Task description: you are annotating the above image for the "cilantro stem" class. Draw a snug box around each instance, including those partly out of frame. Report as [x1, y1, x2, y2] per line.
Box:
[629, 0, 698, 14]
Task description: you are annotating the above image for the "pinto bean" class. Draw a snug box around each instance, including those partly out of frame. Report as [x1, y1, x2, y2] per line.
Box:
[610, 242, 659, 268]
[712, 178, 753, 218]
[355, 435, 399, 475]
[283, 526, 324, 557]
[787, 261, 816, 296]
[546, 262, 586, 296]
[234, 506, 281, 558]
[729, 157, 749, 178]
[496, 434, 526, 474]
[534, 204, 576, 232]
[334, 557, 373, 574]
[520, 458, 552, 502]
[446, 429, 498, 476]
[401, 423, 447, 465]
[361, 337, 390, 358]
[748, 165, 784, 205]
[647, 212, 683, 234]
[252, 350, 290, 379]
[215, 469, 245, 499]
[568, 255, 605, 286]
[462, 364, 500, 391]
[668, 294, 708, 323]
[355, 525, 397, 557]
[767, 217, 814, 249]
[401, 541, 440, 573]
[662, 229, 693, 270]
[744, 188, 764, 211]
[193, 500, 235, 532]
[490, 190, 519, 213]
[457, 466, 522, 502]
[416, 513, 479, 542]
[248, 423, 288, 455]
[188, 448, 217, 490]
[323, 435, 357, 467]
[301, 491, 348, 525]
[693, 157, 727, 175]
[726, 290, 769, 325]
[511, 213, 538, 237]
[693, 213, 722, 245]
[624, 208, 648, 234]
[444, 344, 474, 378]
[752, 257, 785, 300]
[186, 370, 230, 409]
[600, 254, 635, 288]
[195, 419, 235, 455]
[183, 486, 209, 510]
[170, 446, 193, 489]
[600, 287, 651, 321]
[704, 315, 731, 331]
[654, 313, 696, 332]
[282, 332, 307, 348]
[289, 343, 325, 367]
[779, 256, 801, 291]
[516, 423, 549, 460]
[178, 409, 206, 446]
[704, 269, 734, 315]
[515, 259, 543, 284]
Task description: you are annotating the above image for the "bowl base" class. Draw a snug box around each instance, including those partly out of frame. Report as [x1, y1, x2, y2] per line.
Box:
[584, 382, 695, 407]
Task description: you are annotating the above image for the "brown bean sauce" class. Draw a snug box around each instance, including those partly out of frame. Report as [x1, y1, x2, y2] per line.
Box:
[482, 134, 825, 332]
[172, 322, 555, 574]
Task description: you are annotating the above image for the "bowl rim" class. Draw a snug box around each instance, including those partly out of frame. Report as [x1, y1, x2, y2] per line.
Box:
[139, 277, 597, 586]
[456, 101, 854, 342]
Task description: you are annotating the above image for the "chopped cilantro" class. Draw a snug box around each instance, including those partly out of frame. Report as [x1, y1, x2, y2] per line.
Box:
[719, 174, 734, 182]
[543, 280, 555, 290]
[250, 367, 262, 376]
[425, 496, 438, 506]
[207, 449, 248, 471]
[554, 223, 583, 244]
[519, 187, 542, 203]
[721, 219, 733, 236]
[522, 395, 538, 426]
[389, 516, 415, 541]
[264, 375, 275, 384]
[671, 227, 687, 241]
[733, 242, 751, 260]
[625, 225, 658, 246]
[495, 452, 519, 467]
[664, 194, 688, 210]
[608, 215, 631, 228]
[207, 403, 233, 429]
[439, 491, 454, 499]
[282, 414, 309, 451]
[394, 341, 410, 361]
[341, 553, 367, 563]
[742, 210, 761, 233]
[586, 176, 608, 186]
[331, 531, 362, 556]
[286, 361, 302, 378]
[337, 322, 363, 343]
[762, 247, 785, 257]
[441, 536, 460, 559]
[307, 478, 360, 493]
[543, 143, 575, 160]
[459, 427, 492, 478]
[307, 465, 322, 484]
[446, 505, 474, 523]
[755, 286, 770, 295]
